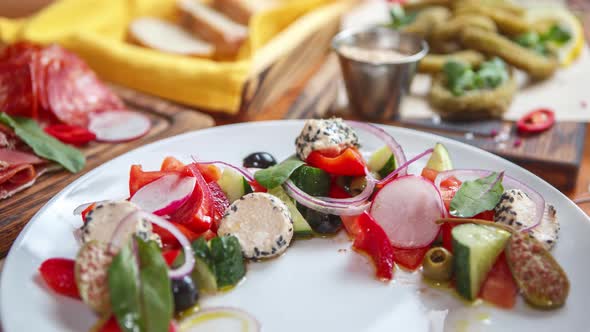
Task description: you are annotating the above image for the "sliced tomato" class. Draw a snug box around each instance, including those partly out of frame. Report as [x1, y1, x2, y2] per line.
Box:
[341, 215, 361, 239]
[306, 148, 366, 176]
[353, 212, 395, 281]
[129, 165, 172, 197]
[479, 253, 517, 309]
[161, 156, 185, 172]
[392, 246, 430, 271]
[38, 258, 80, 299]
[421, 168, 438, 182]
[441, 222, 456, 252]
[422, 168, 462, 211]
[44, 124, 96, 145]
[208, 181, 230, 232]
[474, 210, 495, 221]
[328, 182, 351, 199]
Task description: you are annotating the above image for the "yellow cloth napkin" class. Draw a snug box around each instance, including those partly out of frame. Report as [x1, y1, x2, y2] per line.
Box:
[0, 0, 350, 114]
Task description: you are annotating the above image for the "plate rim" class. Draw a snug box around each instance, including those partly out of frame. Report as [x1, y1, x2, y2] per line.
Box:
[2, 119, 588, 328]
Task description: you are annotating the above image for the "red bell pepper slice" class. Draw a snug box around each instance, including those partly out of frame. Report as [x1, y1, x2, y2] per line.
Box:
[169, 163, 216, 233]
[248, 179, 267, 193]
[328, 182, 351, 199]
[392, 247, 430, 271]
[44, 124, 96, 146]
[197, 164, 222, 183]
[479, 253, 517, 309]
[154, 222, 202, 248]
[81, 203, 96, 223]
[353, 212, 395, 281]
[129, 165, 172, 197]
[306, 148, 366, 176]
[341, 214, 362, 239]
[162, 249, 180, 267]
[208, 181, 230, 232]
[38, 258, 80, 299]
[517, 108, 555, 134]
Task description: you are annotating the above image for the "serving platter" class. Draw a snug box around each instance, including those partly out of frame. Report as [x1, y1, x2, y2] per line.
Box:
[2, 120, 589, 332]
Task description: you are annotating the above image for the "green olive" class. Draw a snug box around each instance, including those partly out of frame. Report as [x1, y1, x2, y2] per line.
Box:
[423, 247, 453, 282]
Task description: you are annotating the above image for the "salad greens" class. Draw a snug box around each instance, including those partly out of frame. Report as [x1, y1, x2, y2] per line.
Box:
[388, 5, 417, 29]
[450, 172, 505, 218]
[515, 24, 572, 56]
[254, 157, 304, 189]
[0, 113, 85, 173]
[443, 58, 509, 96]
[108, 237, 173, 332]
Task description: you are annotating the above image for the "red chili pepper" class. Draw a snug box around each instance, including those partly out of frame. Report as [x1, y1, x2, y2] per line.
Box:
[392, 246, 430, 271]
[44, 124, 96, 146]
[479, 253, 517, 309]
[352, 212, 395, 281]
[306, 148, 366, 176]
[517, 108, 555, 134]
[38, 258, 80, 299]
[170, 163, 216, 233]
[96, 315, 177, 332]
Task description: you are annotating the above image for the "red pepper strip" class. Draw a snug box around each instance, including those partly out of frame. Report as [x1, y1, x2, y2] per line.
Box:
[353, 212, 395, 281]
[517, 108, 555, 134]
[153, 222, 202, 248]
[341, 215, 362, 239]
[44, 124, 96, 146]
[169, 163, 215, 233]
[162, 249, 181, 267]
[392, 247, 430, 271]
[38, 258, 80, 299]
[128, 165, 175, 197]
[479, 253, 517, 309]
[306, 148, 366, 176]
[161, 156, 185, 172]
[248, 179, 267, 193]
[81, 203, 96, 223]
[197, 164, 222, 183]
[328, 181, 351, 199]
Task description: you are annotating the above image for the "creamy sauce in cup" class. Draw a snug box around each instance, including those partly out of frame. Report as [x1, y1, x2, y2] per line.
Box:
[338, 45, 411, 64]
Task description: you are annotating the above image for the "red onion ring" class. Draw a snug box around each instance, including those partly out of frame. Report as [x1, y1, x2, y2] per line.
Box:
[192, 157, 255, 182]
[109, 210, 195, 279]
[434, 169, 545, 231]
[283, 179, 370, 216]
[378, 148, 433, 185]
[319, 167, 377, 205]
[346, 121, 408, 177]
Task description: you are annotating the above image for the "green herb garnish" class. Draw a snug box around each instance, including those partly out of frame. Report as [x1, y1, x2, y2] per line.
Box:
[0, 113, 85, 172]
[254, 156, 304, 189]
[450, 172, 505, 218]
[388, 5, 417, 29]
[515, 24, 572, 55]
[442, 58, 508, 96]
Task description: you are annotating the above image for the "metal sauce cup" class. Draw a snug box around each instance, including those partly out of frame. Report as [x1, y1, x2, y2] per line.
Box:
[332, 26, 428, 120]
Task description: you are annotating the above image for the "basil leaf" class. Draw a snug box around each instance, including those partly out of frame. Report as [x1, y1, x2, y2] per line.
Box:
[210, 235, 245, 289]
[450, 172, 504, 218]
[0, 113, 85, 172]
[254, 157, 304, 189]
[136, 238, 173, 332]
[108, 241, 143, 332]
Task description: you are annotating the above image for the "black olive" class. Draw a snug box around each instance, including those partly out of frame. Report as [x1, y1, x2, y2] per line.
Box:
[171, 275, 199, 313]
[243, 152, 277, 169]
[297, 204, 342, 234]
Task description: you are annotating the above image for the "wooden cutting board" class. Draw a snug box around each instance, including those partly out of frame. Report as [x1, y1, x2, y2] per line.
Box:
[0, 85, 214, 258]
[286, 54, 586, 191]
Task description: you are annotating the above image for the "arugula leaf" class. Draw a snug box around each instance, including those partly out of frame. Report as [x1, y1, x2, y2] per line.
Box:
[450, 172, 504, 218]
[254, 157, 304, 189]
[0, 113, 85, 172]
[136, 238, 173, 332]
[389, 5, 417, 29]
[210, 235, 245, 289]
[108, 241, 143, 332]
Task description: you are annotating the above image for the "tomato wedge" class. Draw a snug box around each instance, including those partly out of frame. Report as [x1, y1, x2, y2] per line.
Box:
[353, 212, 395, 281]
[44, 124, 96, 145]
[517, 108, 555, 134]
[38, 258, 80, 299]
[392, 247, 430, 271]
[306, 148, 366, 176]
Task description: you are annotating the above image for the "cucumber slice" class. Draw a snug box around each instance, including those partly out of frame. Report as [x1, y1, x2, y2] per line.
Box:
[452, 224, 510, 301]
[289, 165, 330, 197]
[425, 143, 453, 172]
[218, 168, 249, 203]
[191, 238, 217, 293]
[268, 186, 313, 238]
[368, 145, 397, 179]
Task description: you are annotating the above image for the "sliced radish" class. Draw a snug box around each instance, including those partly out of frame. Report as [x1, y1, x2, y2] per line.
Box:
[130, 173, 196, 216]
[370, 175, 444, 248]
[88, 110, 151, 142]
[178, 307, 260, 332]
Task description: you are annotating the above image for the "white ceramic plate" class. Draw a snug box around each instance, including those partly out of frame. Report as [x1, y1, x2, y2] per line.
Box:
[2, 121, 589, 332]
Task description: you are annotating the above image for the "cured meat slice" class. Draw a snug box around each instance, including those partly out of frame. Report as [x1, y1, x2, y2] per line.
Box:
[0, 148, 44, 166]
[43, 46, 124, 127]
[0, 61, 36, 118]
[0, 164, 48, 200]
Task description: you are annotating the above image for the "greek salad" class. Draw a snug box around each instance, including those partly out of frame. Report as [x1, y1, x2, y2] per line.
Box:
[37, 118, 569, 331]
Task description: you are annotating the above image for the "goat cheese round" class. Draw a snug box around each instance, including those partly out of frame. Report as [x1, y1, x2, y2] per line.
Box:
[80, 200, 161, 247]
[75, 241, 115, 314]
[295, 118, 359, 160]
[217, 193, 294, 259]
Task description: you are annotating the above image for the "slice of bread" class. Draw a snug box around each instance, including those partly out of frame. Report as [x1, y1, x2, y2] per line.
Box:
[177, 0, 248, 57]
[129, 17, 214, 57]
[212, 0, 278, 25]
